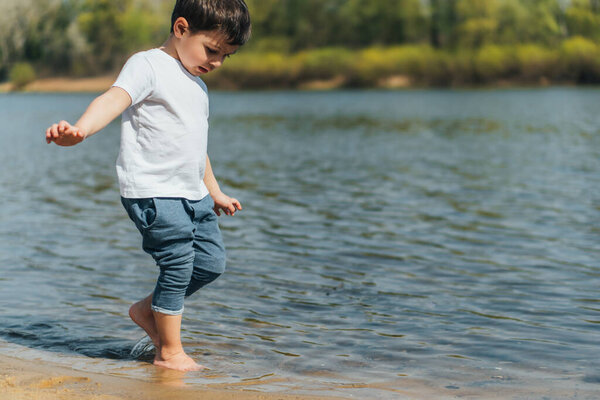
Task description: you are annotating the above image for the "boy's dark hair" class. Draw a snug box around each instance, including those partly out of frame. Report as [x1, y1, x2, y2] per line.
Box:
[171, 0, 251, 46]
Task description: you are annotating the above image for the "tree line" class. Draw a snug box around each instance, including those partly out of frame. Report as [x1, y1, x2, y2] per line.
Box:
[3, 0, 600, 88]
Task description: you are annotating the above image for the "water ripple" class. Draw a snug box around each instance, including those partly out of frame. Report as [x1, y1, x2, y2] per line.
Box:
[1, 89, 599, 395]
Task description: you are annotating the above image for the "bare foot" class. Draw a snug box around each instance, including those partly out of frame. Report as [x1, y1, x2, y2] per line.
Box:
[154, 350, 207, 371]
[129, 297, 160, 347]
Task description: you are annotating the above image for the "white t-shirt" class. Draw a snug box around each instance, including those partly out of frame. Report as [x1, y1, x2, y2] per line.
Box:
[113, 48, 210, 200]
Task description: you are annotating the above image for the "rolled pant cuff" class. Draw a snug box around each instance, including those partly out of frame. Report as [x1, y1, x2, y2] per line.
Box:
[151, 304, 184, 315]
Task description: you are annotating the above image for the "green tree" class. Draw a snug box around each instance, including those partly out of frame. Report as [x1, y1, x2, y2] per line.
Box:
[78, 0, 130, 72]
[10, 62, 36, 89]
[430, 0, 458, 48]
[560, 36, 600, 82]
[0, 0, 38, 79]
[496, 0, 562, 45]
[337, 0, 428, 47]
[454, 0, 500, 48]
[21, 0, 83, 75]
[117, 1, 170, 54]
[565, 0, 600, 40]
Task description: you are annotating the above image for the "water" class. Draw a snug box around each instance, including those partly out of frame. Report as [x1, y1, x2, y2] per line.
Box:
[1, 89, 599, 398]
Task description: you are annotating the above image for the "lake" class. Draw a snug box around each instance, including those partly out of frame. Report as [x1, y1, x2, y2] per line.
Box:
[0, 88, 599, 398]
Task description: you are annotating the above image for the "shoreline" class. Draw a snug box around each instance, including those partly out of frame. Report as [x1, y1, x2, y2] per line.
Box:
[0, 352, 349, 400]
[0, 75, 118, 93]
[0, 75, 594, 94]
[1, 345, 597, 400]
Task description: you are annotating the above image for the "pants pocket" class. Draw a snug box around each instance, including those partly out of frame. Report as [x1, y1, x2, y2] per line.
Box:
[122, 197, 159, 231]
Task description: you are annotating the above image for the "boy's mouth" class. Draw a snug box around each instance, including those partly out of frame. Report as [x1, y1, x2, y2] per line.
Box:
[197, 66, 209, 74]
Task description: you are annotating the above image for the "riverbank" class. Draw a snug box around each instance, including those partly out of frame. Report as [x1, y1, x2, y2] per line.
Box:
[0, 73, 413, 93]
[0, 353, 351, 400]
[2, 350, 597, 400]
[0, 74, 567, 94]
[0, 75, 118, 93]
[3, 38, 600, 93]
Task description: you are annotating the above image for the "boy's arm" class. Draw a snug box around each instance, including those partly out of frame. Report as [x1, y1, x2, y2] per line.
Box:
[46, 86, 132, 146]
[204, 155, 242, 216]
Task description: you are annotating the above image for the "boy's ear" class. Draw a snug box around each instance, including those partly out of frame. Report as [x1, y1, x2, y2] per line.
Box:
[173, 17, 190, 38]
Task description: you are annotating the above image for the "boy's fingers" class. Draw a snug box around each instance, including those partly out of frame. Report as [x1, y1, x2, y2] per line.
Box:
[230, 199, 242, 213]
[64, 127, 84, 140]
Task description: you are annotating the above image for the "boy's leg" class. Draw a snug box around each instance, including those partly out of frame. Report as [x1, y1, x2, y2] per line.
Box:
[122, 198, 202, 370]
[152, 311, 205, 371]
[129, 292, 160, 347]
[186, 196, 226, 298]
[149, 259, 198, 371]
[185, 268, 221, 297]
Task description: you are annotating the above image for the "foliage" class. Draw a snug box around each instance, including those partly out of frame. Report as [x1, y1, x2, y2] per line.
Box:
[474, 45, 515, 82]
[2, 0, 600, 86]
[565, 1, 600, 40]
[558, 36, 600, 82]
[9, 62, 36, 89]
[514, 44, 558, 81]
[293, 48, 355, 81]
[204, 51, 298, 89]
[204, 42, 599, 89]
[349, 45, 449, 85]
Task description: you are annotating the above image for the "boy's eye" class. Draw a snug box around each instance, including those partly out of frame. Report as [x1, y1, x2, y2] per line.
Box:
[206, 47, 218, 55]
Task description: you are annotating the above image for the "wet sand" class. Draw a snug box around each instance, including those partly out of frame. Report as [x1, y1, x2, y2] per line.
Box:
[0, 353, 350, 400]
[2, 352, 596, 400]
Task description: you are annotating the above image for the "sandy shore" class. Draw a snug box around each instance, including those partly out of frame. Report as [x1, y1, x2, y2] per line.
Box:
[2, 349, 599, 400]
[0, 353, 349, 400]
[0, 75, 117, 93]
[0, 73, 414, 93]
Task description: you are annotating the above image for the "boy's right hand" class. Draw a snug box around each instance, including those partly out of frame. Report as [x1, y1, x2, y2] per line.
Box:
[46, 120, 86, 146]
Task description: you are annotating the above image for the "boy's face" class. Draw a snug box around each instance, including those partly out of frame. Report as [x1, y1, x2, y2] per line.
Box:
[173, 18, 239, 76]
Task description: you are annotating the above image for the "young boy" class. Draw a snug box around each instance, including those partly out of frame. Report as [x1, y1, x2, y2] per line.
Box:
[45, 0, 251, 372]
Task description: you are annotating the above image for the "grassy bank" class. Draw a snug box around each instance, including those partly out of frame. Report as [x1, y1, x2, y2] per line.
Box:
[3, 38, 600, 92]
[203, 37, 600, 89]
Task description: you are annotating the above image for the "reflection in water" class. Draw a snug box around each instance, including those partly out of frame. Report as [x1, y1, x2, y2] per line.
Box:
[150, 368, 187, 387]
[0, 89, 599, 398]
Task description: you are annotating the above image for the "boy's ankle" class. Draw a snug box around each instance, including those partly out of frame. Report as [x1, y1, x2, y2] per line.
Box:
[157, 345, 185, 360]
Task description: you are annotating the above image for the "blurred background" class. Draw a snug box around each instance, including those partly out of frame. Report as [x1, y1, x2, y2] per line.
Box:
[2, 0, 600, 90]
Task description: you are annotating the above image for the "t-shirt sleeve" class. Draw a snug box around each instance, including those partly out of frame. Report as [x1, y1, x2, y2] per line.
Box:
[112, 53, 154, 106]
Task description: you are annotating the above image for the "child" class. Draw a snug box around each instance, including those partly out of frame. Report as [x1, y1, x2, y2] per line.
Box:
[45, 0, 251, 371]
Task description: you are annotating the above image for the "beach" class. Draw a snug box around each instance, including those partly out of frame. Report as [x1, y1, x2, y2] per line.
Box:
[2, 350, 598, 400]
[0, 352, 350, 400]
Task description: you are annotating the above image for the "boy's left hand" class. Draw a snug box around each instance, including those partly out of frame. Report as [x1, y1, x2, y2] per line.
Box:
[211, 191, 242, 216]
